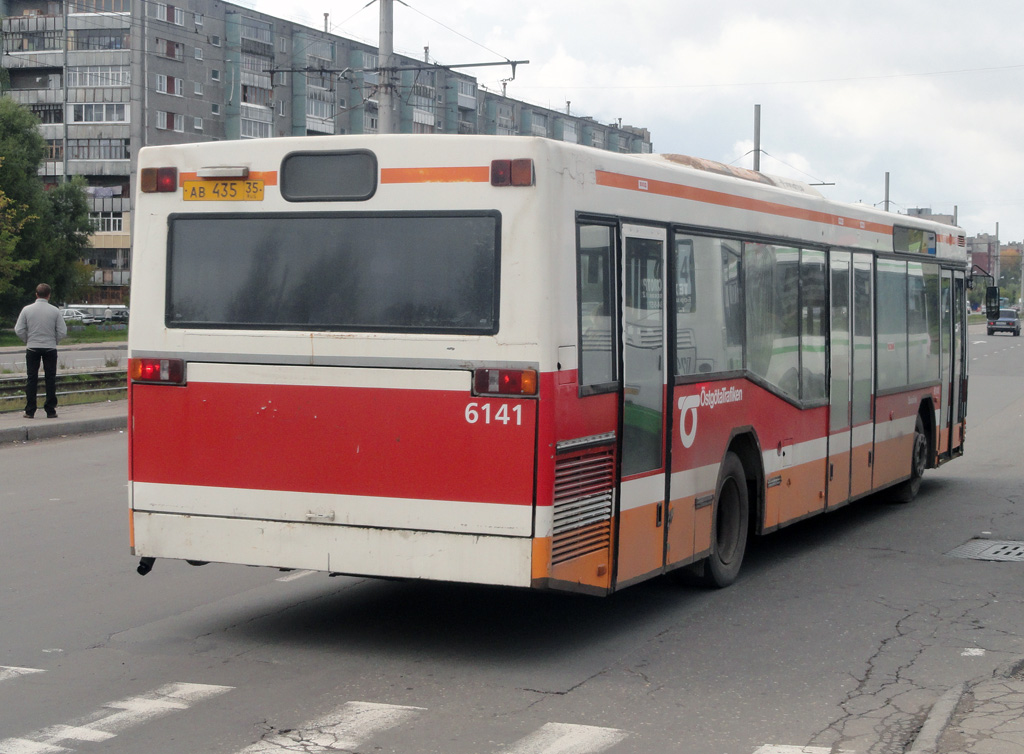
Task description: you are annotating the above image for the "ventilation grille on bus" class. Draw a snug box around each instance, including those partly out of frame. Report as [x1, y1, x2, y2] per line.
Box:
[552, 447, 615, 565]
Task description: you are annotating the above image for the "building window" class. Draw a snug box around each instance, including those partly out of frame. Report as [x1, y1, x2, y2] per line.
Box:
[242, 84, 272, 107]
[72, 103, 128, 123]
[211, 69, 220, 81]
[31, 104, 63, 124]
[194, 81, 203, 96]
[194, 47, 203, 60]
[67, 65, 130, 87]
[155, 74, 182, 95]
[90, 211, 123, 232]
[240, 119, 271, 138]
[68, 29, 129, 50]
[210, 35, 221, 47]
[155, 37, 184, 60]
[67, 138, 130, 160]
[155, 111, 183, 131]
[194, 13, 203, 26]
[211, 103, 220, 115]
[68, 0, 130, 11]
[194, 117, 203, 131]
[45, 140, 64, 161]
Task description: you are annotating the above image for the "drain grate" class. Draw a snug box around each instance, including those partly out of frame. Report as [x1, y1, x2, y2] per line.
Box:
[946, 539, 1024, 562]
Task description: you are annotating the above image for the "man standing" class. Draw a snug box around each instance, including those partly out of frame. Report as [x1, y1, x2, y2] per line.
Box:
[14, 283, 68, 419]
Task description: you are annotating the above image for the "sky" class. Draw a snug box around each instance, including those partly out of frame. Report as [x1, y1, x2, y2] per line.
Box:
[247, 0, 1024, 242]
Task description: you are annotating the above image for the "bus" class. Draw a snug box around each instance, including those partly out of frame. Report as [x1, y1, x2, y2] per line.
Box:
[127, 136, 970, 594]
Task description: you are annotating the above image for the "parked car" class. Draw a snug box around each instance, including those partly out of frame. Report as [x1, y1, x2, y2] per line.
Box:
[988, 308, 1021, 336]
[61, 308, 100, 325]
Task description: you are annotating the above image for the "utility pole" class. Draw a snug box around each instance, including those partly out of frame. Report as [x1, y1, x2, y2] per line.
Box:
[753, 104, 761, 172]
[378, 0, 398, 134]
[884, 172, 890, 212]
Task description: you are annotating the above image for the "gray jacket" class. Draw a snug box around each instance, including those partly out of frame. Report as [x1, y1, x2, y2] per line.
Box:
[15, 299, 68, 349]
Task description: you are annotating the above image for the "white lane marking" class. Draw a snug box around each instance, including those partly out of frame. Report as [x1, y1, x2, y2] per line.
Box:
[0, 682, 233, 754]
[0, 667, 45, 684]
[962, 647, 986, 656]
[275, 569, 316, 582]
[237, 701, 424, 753]
[752, 747, 856, 754]
[498, 722, 628, 754]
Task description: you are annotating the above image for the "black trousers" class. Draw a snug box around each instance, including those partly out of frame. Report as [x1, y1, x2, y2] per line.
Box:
[25, 348, 58, 416]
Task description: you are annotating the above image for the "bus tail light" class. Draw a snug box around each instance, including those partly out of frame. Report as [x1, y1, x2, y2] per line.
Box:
[140, 167, 178, 193]
[491, 159, 534, 187]
[130, 357, 185, 384]
[474, 368, 538, 396]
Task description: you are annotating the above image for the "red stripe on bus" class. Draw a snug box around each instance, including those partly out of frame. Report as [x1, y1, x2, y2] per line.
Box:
[178, 171, 278, 186]
[380, 166, 490, 184]
[596, 170, 893, 236]
[131, 381, 536, 505]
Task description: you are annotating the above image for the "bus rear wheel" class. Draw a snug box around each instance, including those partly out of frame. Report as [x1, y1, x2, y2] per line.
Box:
[702, 452, 750, 588]
[892, 415, 927, 504]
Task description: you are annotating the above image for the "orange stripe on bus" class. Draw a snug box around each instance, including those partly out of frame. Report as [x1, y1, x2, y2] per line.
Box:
[178, 171, 278, 186]
[380, 166, 490, 184]
[596, 170, 893, 236]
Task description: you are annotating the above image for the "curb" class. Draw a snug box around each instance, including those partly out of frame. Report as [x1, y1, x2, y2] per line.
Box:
[907, 683, 967, 754]
[0, 416, 126, 444]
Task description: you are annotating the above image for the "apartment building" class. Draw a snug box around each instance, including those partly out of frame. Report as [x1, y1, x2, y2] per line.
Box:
[1, 0, 654, 302]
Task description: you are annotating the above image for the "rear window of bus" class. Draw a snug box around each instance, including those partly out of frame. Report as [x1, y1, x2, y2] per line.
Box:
[165, 212, 500, 334]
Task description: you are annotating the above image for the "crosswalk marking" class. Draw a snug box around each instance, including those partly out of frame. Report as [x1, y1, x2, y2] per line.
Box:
[237, 701, 425, 753]
[0, 682, 233, 754]
[498, 722, 628, 754]
[0, 667, 45, 685]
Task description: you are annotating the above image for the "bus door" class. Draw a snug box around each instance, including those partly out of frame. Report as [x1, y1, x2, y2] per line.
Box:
[615, 223, 669, 586]
[951, 271, 967, 452]
[849, 253, 875, 499]
[827, 251, 852, 508]
[939, 270, 953, 456]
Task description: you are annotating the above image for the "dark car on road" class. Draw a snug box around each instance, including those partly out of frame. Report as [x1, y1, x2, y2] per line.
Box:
[988, 308, 1021, 336]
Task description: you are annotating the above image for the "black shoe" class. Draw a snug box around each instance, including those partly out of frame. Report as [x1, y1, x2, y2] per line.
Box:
[23, 413, 34, 419]
[46, 412, 57, 419]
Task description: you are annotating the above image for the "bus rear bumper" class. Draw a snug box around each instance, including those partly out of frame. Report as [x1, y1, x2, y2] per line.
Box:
[131, 511, 534, 587]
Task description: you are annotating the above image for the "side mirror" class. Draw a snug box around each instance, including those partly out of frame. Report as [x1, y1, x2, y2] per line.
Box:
[986, 286, 1001, 321]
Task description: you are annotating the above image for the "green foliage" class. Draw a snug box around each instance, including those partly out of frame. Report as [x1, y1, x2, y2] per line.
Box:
[0, 99, 94, 320]
[0, 181, 36, 297]
[36, 176, 96, 303]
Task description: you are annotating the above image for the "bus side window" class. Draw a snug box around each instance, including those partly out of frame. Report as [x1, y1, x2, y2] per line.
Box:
[577, 223, 617, 389]
[673, 235, 742, 376]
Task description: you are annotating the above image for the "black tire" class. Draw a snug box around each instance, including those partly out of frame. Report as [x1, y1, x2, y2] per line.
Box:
[701, 452, 750, 588]
[988, 329, 994, 335]
[892, 415, 927, 503]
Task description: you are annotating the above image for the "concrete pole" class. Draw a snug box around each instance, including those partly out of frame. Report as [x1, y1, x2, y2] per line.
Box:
[378, 0, 397, 134]
[753, 104, 761, 172]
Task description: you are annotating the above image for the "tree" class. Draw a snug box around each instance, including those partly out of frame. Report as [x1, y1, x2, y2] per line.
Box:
[0, 98, 94, 321]
[38, 177, 95, 303]
[0, 183, 35, 296]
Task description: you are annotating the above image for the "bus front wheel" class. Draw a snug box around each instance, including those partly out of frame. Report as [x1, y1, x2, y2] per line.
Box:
[702, 452, 750, 588]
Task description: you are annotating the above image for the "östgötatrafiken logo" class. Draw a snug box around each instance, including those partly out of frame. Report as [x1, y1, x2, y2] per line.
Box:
[678, 386, 744, 448]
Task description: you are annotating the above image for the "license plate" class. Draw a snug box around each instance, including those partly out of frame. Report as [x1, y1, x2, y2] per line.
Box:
[182, 179, 264, 201]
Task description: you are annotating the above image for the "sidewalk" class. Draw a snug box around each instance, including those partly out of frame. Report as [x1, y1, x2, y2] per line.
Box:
[0, 399, 127, 443]
[910, 661, 1024, 754]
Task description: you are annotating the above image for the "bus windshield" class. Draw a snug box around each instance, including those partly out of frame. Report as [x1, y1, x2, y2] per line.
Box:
[166, 212, 500, 333]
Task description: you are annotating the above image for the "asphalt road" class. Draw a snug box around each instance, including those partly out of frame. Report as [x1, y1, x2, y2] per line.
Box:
[2, 330, 1023, 754]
